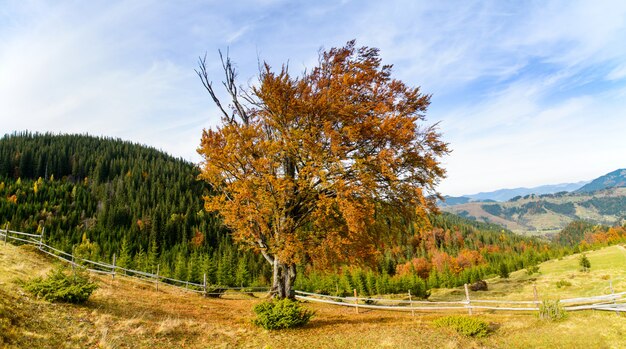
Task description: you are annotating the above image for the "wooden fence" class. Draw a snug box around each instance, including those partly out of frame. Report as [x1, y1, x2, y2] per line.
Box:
[294, 290, 626, 314]
[0, 227, 269, 297]
[2, 227, 625, 314]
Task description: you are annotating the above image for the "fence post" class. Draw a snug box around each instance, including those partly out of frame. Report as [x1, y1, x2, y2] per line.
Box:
[39, 227, 45, 250]
[354, 289, 359, 314]
[464, 283, 472, 315]
[408, 289, 415, 317]
[610, 279, 618, 315]
[4, 223, 8, 245]
[111, 253, 116, 280]
[203, 273, 207, 297]
[155, 264, 160, 292]
[71, 247, 76, 281]
[533, 284, 539, 311]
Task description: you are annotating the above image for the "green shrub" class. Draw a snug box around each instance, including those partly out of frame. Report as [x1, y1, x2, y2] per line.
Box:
[526, 265, 540, 275]
[555, 279, 572, 288]
[23, 267, 98, 304]
[433, 315, 490, 338]
[498, 263, 509, 279]
[253, 298, 314, 330]
[579, 254, 591, 272]
[539, 300, 568, 321]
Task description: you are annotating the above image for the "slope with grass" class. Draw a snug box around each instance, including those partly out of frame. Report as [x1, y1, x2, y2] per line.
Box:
[2, 242, 626, 348]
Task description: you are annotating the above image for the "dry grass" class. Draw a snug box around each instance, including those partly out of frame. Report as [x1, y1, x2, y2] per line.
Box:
[1, 243, 626, 348]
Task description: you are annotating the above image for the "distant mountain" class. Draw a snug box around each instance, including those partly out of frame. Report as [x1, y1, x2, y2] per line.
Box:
[576, 169, 626, 193]
[442, 187, 626, 234]
[441, 169, 626, 234]
[440, 196, 472, 206]
[442, 181, 589, 205]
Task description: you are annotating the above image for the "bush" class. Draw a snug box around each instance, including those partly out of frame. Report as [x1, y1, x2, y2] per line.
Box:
[23, 267, 98, 304]
[555, 280, 572, 288]
[526, 265, 540, 275]
[539, 300, 568, 321]
[498, 263, 509, 279]
[469, 280, 488, 291]
[253, 298, 314, 330]
[579, 254, 591, 272]
[433, 315, 490, 338]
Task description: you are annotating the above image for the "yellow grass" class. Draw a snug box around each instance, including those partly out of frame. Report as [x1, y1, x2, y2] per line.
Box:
[1, 243, 626, 348]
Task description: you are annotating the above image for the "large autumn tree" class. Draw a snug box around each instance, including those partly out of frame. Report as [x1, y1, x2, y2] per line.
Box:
[197, 41, 449, 298]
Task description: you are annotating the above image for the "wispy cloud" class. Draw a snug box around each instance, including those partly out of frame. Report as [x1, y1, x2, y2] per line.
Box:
[1, 0, 625, 194]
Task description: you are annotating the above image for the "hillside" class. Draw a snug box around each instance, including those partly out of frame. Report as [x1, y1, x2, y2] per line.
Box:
[441, 181, 588, 206]
[468, 181, 588, 201]
[2, 242, 626, 348]
[0, 132, 270, 287]
[576, 168, 626, 193]
[1, 132, 573, 295]
[443, 188, 626, 234]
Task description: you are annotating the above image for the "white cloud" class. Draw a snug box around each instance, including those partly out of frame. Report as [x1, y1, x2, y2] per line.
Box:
[2, 0, 626, 195]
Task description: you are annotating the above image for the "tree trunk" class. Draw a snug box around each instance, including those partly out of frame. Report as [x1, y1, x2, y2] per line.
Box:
[270, 258, 296, 299]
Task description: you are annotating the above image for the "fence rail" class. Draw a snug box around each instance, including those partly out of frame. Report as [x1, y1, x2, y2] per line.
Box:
[294, 290, 626, 313]
[3, 228, 626, 314]
[0, 228, 269, 297]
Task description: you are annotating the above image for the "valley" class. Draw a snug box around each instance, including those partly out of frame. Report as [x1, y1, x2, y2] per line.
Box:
[443, 176, 626, 236]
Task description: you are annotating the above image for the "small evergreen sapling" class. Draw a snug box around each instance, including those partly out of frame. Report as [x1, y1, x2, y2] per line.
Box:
[253, 299, 314, 330]
[24, 266, 98, 304]
[579, 254, 591, 272]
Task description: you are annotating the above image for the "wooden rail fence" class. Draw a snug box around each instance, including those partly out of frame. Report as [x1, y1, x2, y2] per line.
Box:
[2, 227, 625, 314]
[0, 227, 268, 297]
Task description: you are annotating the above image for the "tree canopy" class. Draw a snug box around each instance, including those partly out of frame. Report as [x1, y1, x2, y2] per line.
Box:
[197, 41, 450, 298]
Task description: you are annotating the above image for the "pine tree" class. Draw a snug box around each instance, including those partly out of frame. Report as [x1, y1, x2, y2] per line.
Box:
[187, 251, 201, 283]
[216, 254, 234, 286]
[203, 255, 217, 285]
[148, 236, 159, 274]
[135, 246, 148, 272]
[235, 257, 250, 287]
[579, 254, 591, 272]
[174, 252, 188, 281]
[116, 236, 132, 271]
[498, 262, 510, 279]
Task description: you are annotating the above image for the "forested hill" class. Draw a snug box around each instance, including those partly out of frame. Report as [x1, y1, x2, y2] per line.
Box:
[0, 132, 271, 286]
[5, 132, 620, 297]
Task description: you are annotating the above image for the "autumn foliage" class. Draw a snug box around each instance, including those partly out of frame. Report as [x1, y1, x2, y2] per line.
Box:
[197, 41, 449, 298]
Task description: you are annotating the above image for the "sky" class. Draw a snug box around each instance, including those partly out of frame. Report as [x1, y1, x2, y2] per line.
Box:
[1, 0, 626, 196]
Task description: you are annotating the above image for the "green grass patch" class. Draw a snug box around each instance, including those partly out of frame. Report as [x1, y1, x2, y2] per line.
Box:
[555, 280, 572, 288]
[539, 300, 568, 321]
[433, 315, 490, 338]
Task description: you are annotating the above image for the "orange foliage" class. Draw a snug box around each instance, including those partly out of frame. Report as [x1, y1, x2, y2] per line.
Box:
[455, 249, 484, 269]
[197, 41, 449, 294]
[431, 250, 460, 274]
[480, 245, 501, 254]
[191, 231, 205, 248]
[396, 257, 432, 278]
[583, 225, 626, 246]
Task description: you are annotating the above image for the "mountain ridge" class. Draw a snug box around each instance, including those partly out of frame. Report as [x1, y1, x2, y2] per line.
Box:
[576, 168, 626, 193]
[442, 181, 589, 205]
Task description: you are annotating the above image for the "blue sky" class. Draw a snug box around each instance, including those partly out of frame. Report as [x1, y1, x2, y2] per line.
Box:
[1, 1, 626, 196]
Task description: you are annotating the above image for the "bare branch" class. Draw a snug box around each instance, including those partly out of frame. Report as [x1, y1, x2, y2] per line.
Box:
[195, 53, 233, 123]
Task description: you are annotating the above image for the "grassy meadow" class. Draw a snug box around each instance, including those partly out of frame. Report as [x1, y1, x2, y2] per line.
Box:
[1, 243, 625, 348]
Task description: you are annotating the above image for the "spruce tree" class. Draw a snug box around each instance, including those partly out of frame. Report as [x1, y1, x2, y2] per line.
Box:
[235, 257, 250, 287]
[116, 236, 132, 271]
